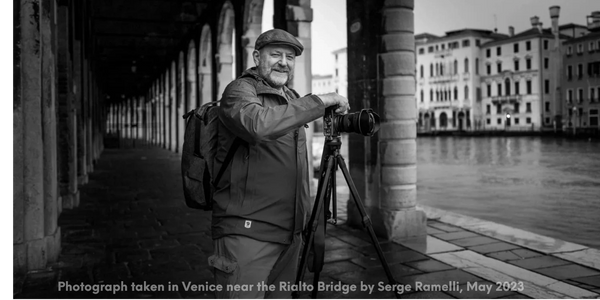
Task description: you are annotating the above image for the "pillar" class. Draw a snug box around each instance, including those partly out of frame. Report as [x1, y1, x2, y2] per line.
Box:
[162, 74, 168, 149]
[74, 36, 88, 184]
[171, 64, 178, 152]
[346, 0, 426, 240]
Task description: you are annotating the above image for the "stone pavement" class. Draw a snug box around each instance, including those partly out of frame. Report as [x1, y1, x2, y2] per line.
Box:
[13, 147, 600, 299]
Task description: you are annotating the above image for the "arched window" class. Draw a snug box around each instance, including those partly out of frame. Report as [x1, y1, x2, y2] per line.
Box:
[440, 63, 444, 76]
[420, 90, 424, 102]
[436, 90, 439, 101]
[430, 89, 433, 101]
[435, 63, 439, 76]
[440, 112, 448, 127]
[465, 85, 469, 100]
[505, 78, 511, 95]
[454, 86, 458, 100]
[430, 63, 433, 77]
[464, 58, 469, 73]
[475, 58, 479, 75]
[454, 60, 458, 75]
[420, 65, 424, 78]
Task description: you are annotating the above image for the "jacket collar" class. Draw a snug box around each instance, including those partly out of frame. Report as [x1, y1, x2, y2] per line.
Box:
[242, 67, 296, 99]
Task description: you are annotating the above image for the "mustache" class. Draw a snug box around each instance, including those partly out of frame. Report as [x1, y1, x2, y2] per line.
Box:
[271, 67, 290, 73]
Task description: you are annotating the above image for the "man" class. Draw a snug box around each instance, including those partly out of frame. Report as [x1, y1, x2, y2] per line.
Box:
[207, 29, 349, 298]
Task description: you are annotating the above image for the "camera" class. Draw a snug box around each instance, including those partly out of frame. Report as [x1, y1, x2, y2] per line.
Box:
[323, 106, 381, 139]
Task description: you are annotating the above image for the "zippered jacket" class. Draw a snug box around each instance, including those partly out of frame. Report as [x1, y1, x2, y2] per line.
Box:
[213, 67, 326, 245]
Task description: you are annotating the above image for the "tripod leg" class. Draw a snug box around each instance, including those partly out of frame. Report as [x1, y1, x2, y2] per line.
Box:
[295, 155, 336, 295]
[336, 155, 400, 292]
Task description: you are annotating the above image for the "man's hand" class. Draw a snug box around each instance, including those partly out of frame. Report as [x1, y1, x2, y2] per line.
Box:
[317, 93, 350, 114]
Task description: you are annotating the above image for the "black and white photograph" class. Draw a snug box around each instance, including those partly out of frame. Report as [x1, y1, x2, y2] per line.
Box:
[11, 0, 600, 298]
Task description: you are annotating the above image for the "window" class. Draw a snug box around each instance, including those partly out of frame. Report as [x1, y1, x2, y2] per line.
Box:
[420, 90, 424, 102]
[526, 80, 532, 94]
[591, 87, 596, 103]
[436, 90, 439, 101]
[476, 39, 481, 46]
[462, 39, 470, 47]
[545, 102, 550, 112]
[418, 48, 425, 55]
[430, 63, 433, 77]
[567, 65, 573, 80]
[514, 43, 519, 53]
[526, 41, 531, 51]
[428, 46, 434, 53]
[526, 117, 531, 124]
[526, 102, 531, 112]
[515, 118, 520, 124]
[435, 63, 439, 76]
[430, 89, 433, 101]
[589, 42, 595, 52]
[465, 86, 469, 99]
[497, 47, 501, 56]
[591, 109, 599, 126]
[566, 45, 573, 55]
[545, 117, 551, 124]
[497, 104, 501, 114]
[497, 83, 502, 96]
[544, 80, 550, 94]
[475, 58, 479, 75]
[464, 58, 469, 73]
[567, 89, 573, 103]
[454, 60, 458, 75]
[486, 104, 491, 114]
[543, 40, 549, 50]
[454, 87, 458, 100]
[577, 44, 583, 54]
[526, 58, 531, 70]
[544, 57, 549, 69]
[486, 64, 491, 75]
[420, 65, 423, 78]
[486, 49, 491, 58]
[578, 64, 583, 79]
[496, 118, 502, 125]
[497, 62, 502, 73]
[515, 81, 520, 95]
[441, 44, 445, 50]
[515, 103, 520, 113]
[440, 63, 444, 75]
[514, 60, 520, 71]
[487, 84, 491, 97]
[435, 45, 439, 51]
[486, 118, 491, 124]
[335, 69, 338, 76]
[505, 78, 511, 95]
[578, 88, 584, 103]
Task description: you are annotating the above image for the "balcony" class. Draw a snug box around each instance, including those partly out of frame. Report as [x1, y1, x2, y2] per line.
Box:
[491, 95, 522, 105]
[429, 74, 459, 84]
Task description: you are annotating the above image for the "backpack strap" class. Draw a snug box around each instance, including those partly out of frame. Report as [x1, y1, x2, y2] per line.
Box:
[212, 137, 243, 187]
[193, 115, 202, 158]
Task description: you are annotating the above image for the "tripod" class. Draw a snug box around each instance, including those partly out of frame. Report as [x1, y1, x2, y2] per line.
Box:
[294, 136, 399, 299]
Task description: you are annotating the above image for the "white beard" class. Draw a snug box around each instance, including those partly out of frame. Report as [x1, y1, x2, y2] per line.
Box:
[267, 70, 290, 88]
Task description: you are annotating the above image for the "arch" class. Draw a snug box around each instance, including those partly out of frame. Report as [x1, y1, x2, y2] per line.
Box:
[187, 40, 198, 110]
[504, 77, 511, 95]
[457, 111, 465, 131]
[440, 112, 448, 128]
[199, 24, 213, 105]
[217, 2, 236, 98]
[243, 0, 264, 70]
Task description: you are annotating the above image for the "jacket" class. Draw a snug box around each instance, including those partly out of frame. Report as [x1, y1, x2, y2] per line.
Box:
[213, 67, 326, 245]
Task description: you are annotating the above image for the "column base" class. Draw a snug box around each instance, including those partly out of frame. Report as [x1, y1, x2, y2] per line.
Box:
[347, 201, 427, 241]
[26, 238, 47, 271]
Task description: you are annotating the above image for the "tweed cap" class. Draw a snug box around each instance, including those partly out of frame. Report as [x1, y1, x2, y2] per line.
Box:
[255, 29, 304, 56]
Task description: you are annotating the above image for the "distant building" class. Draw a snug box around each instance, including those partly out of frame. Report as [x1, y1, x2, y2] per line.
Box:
[332, 47, 348, 98]
[561, 11, 600, 131]
[312, 74, 334, 95]
[415, 29, 507, 132]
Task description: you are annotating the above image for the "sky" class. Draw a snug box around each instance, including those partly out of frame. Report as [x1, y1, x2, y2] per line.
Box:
[262, 0, 600, 76]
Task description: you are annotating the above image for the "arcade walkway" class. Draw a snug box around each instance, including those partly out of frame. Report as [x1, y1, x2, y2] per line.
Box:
[13, 147, 600, 299]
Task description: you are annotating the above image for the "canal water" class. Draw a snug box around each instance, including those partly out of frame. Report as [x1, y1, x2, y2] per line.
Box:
[417, 136, 600, 249]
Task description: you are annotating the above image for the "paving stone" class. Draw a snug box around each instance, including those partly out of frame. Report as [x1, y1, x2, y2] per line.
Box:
[468, 242, 521, 254]
[352, 250, 428, 268]
[324, 248, 364, 263]
[426, 226, 446, 235]
[508, 255, 572, 270]
[510, 248, 544, 259]
[450, 236, 501, 247]
[324, 236, 356, 251]
[333, 233, 372, 248]
[571, 275, 600, 288]
[535, 264, 600, 280]
[321, 261, 364, 276]
[433, 231, 481, 241]
[486, 250, 523, 261]
[427, 222, 463, 232]
[405, 259, 455, 273]
[357, 240, 409, 255]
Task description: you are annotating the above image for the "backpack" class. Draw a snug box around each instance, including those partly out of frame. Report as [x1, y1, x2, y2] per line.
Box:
[181, 100, 242, 210]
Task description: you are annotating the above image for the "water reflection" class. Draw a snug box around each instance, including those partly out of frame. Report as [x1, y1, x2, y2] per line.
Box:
[417, 136, 600, 249]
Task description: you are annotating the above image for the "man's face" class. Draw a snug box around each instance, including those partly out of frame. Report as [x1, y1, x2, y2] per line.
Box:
[253, 45, 296, 89]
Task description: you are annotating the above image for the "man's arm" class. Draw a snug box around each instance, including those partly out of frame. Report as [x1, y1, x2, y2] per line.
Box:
[218, 79, 326, 144]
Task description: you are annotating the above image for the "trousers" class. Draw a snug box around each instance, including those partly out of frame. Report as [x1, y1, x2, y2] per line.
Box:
[208, 233, 302, 298]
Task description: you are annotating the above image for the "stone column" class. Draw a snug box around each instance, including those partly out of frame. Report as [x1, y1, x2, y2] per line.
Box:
[162, 74, 168, 149]
[170, 65, 178, 152]
[74, 37, 88, 185]
[41, 0, 61, 263]
[346, 0, 425, 240]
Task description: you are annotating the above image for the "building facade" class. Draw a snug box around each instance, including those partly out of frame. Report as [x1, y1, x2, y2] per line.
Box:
[562, 16, 600, 132]
[311, 74, 334, 95]
[332, 47, 348, 98]
[415, 29, 506, 132]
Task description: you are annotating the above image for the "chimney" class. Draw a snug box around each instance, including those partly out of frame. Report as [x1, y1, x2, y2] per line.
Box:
[530, 16, 539, 28]
[509, 26, 514, 36]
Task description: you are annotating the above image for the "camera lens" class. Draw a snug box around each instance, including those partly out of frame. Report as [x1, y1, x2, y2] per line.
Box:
[334, 109, 380, 136]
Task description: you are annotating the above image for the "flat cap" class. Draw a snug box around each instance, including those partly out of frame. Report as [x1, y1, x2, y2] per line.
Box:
[255, 29, 304, 56]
